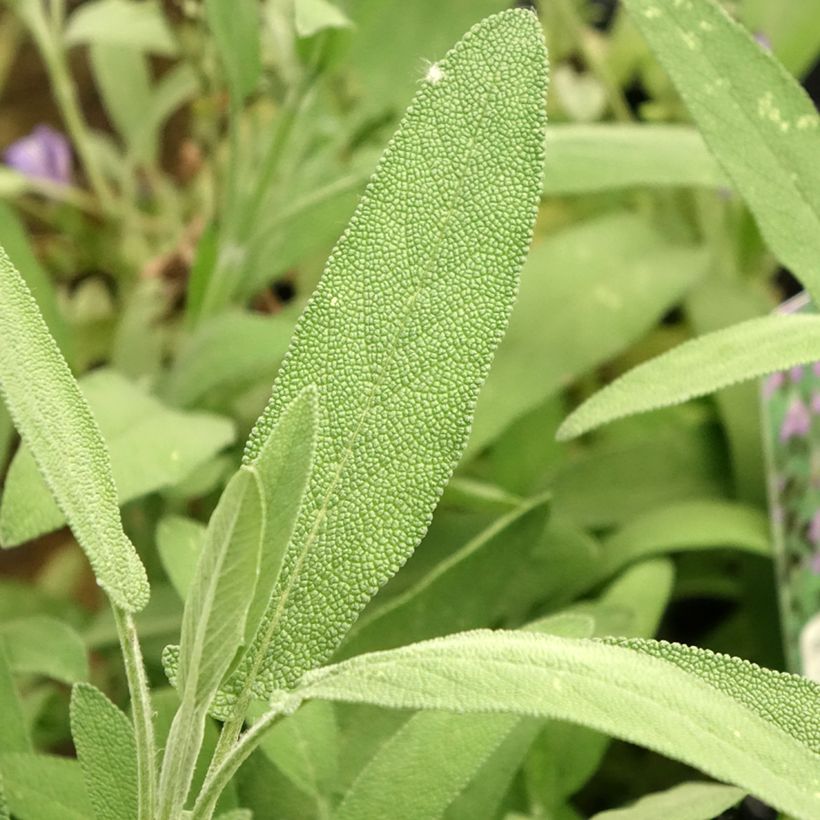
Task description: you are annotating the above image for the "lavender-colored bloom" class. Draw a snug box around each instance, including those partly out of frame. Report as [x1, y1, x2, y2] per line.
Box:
[780, 396, 811, 441]
[790, 365, 805, 383]
[810, 552, 820, 575]
[4, 125, 72, 185]
[763, 371, 785, 398]
[754, 32, 772, 51]
[809, 512, 820, 545]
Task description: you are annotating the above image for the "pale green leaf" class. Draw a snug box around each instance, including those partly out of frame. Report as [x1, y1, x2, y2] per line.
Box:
[0, 369, 234, 546]
[468, 213, 708, 454]
[157, 516, 206, 603]
[229, 9, 547, 698]
[339, 494, 550, 658]
[0, 753, 92, 820]
[622, 0, 820, 302]
[600, 500, 770, 579]
[0, 646, 29, 754]
[205, 0, 261, 102]
[64, 0, 178, 55]
[589, 781, 744, 820]
[558, 314, 820, 440]
[1, 616, 87, 684]
[295, 0, 352, 38]
[0, 252, 148, 610]
[70, 683, 137, 820]
[287, 631, 820, 820]
[542, 125, 727, 194]
[740, 0, 820, 77]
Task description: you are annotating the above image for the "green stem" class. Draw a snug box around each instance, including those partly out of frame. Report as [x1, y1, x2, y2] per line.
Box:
[113, 606, 157, 820]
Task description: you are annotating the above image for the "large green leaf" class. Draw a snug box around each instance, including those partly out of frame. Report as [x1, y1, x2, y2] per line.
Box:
[0, 369, 234, 546]
[588, 782, 744, 820]
[622, 0, 820, 302]
[285, 631, 820, 820]
[70, 683, 138, 820]
[542, 125, 726, 194]
[227, 9, 547, 698]
[1, 616, 87, 684]
[468, 213, 707, 454]
[0, 754, 92, 820]
[0, 254, 147, 611]
[557, 314, 820, 440]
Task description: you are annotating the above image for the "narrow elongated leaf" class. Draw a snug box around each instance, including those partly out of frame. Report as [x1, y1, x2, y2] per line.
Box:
[558, 315, 820, 440]
[286, 631, 820, 820]
[70, 684, 137, 820]
[1, 369, 234, 546]
[0, 754, 92, 820]
[205, 0, 261, 102]
[542, 125, 726, 194]
[0, 251, 148, 610]
[1, 616, 87, 684]
[589, 782, 744, 820]
[468, 213, 707, 454]
[622, 0, 820, 302]
[230, 9, 546, 698]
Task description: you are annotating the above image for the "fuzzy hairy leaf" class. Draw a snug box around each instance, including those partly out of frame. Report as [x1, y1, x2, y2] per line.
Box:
[542, 125, 726, 194]
[622, 0, 820, 302]
[0, 251, 148, 611]
[224, 9, 547, 699]
[70, 684, 137, 820]
[0, 369, 234, 547]
[558, 314, 820, 440]
[588, 782, 744, 820]
[286, 631, 820, 820]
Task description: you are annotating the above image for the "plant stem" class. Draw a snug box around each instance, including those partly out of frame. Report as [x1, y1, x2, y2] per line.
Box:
[113, 605, 157, 820]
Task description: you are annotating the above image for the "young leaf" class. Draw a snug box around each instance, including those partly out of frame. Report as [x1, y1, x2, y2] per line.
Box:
[204, 0, 261, 102]
[0, 369, 234, 547]
[1, 616, 88, 684]
[621, 0, 820, 302]
[588, 782, 744, 820]
[288, 631, 820, 820]
[70, 684, 138, 820]
[0, 251, 148, 611]
[231, 9, 547, 698]
[0, 753, 92, 820]
[542, 125, 727, 194]
[558, 314, 820, 440]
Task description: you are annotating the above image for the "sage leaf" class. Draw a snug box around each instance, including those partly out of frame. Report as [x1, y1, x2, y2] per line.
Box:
[0, 646, 29, 754]
[588, 782, 744, 820]
[0, 616, 88, 684]
[157, 516, 205, 603]
[289, 631, 820, 820]
[558, 314, 820, 440]
[0, 754, 92, 820]
[0, 252, 148, 611]
[295, 0, 352, 38]
[232, 9, 547, 698]
[204, 0, 261, 102]
[70, 683, 138, 820]
[621, 0, 820, 302]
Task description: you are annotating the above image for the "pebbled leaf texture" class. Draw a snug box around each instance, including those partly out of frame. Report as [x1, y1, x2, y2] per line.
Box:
[557, 314, 820, 440]
[0, 249, 148, 611]
[70, 683, 137, 820]
[235, 9, 547, 697]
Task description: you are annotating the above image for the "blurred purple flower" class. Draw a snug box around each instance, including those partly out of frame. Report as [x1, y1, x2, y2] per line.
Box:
[813, 362, 820, 377]
[763, 371, 785, 398]
[780, 396, 811, 441]
[810, 552, 820, 575]
[790, 365, 805, 383]
[809, 512, 820, 545]
[4, 125, 72, 185]
[754, 32, 772, 51]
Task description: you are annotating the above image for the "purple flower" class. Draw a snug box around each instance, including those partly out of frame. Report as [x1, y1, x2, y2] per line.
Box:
[763, 371, 785, 398]
[780, 397, 811, 441]
[810, 552, 820, 575]
[809, 512, 820, 545]
[4, 125, 72, 185]
[813, 362, 820, 378]
[790, 365, 805, 383]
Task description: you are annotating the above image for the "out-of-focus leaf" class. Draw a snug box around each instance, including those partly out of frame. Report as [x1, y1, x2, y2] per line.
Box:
[64, 0, 178, 55]
[542, 125, 727, 194]
[205, 0, 261, 102]
[1, 616, 88, 684]
[468, 213, 708, 454]
[295, 0, 352, 38]
[157, 516, 205, 603]
[0, 754, 92, 820]
[588, 781, 744, 820]
[0, 646, 29, 754]
[622, 0, 820, 303]
[0, 369, 235, 546]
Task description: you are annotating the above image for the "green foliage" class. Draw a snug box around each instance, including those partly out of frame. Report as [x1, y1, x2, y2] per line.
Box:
[1, 616, 87, 684]
[588, 782, 744, 820]
[204, 0, 261, 103]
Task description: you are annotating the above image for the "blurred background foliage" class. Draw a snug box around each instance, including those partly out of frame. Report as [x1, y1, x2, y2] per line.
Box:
[0, 1, 817, 818]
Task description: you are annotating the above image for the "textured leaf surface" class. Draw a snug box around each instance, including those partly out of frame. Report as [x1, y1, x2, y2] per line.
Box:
[0, 252, 148, 610]
[558, 315, 820, 440]
[622, 0, 820, 302]
[288, 631, 820, 820]
[542, 125, 726, 194]
[232, 9, 547, 697]
[0, 754, 92, 820]
[468, 213, 707, 454]
[1, 369, 234, 546]
[70, 683, 137, 820]
[0, 616, 87, 684]
[589, 782, 744, 820]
